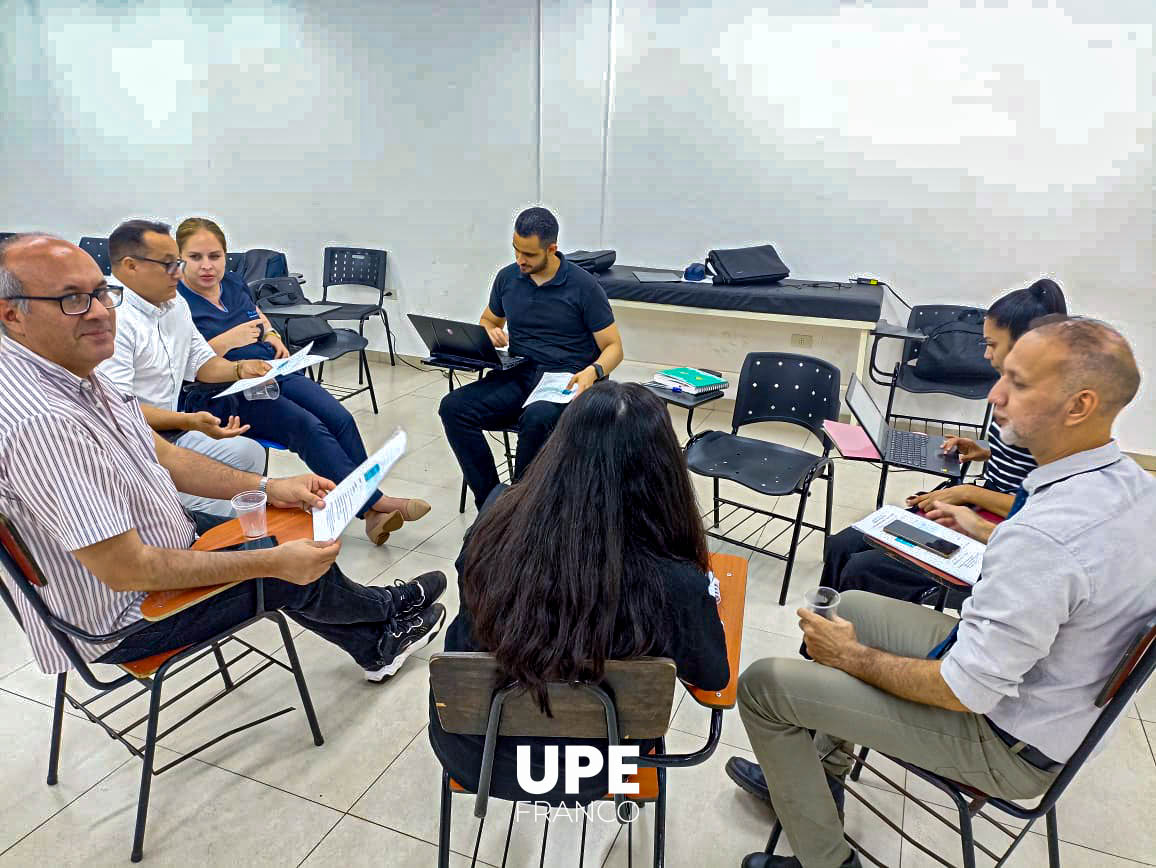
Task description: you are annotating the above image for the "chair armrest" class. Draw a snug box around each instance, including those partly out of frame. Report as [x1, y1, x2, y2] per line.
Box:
[140, 582, 243, 621]
[871, 319, 927, 342]
[191, 508, 313, 551]
[685, 552, 748, 709]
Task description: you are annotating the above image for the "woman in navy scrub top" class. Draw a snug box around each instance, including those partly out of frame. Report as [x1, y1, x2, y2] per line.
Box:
[175, 217, 430, 545]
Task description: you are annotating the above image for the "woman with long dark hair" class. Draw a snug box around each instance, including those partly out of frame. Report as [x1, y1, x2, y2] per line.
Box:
[429, 381, 728, 803]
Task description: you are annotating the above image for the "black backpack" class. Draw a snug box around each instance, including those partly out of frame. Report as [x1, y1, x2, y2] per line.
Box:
[913, 309, 991, 381]
[566, 249, 616, 273]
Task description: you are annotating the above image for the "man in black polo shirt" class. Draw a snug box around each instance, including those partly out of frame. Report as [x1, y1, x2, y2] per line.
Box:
[439, 207, 623, 509]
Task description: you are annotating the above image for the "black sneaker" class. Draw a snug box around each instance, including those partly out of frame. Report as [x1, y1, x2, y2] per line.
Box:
[388, 570, 447, 615]
[726, 756, 845, 822]
[364, 603, 446, 682]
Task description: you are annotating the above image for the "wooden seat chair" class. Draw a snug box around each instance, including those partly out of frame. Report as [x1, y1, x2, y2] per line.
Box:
[430, 553, 748, 868]
[0, 509, 324, 863]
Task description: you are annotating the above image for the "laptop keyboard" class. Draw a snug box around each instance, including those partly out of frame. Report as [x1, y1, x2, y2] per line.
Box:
[888, 430, 928, 466]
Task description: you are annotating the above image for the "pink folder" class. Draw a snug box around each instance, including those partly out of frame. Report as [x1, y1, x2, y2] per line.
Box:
[823, 420, 881, 460]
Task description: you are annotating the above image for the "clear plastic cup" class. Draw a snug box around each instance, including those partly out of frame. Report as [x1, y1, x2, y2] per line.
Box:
[231, 490, 268, 538]
[804, 586, 841, 620]
[243, 378, 280, 401]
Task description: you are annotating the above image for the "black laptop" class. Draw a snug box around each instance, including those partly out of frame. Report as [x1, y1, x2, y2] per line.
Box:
[408, 314, 526, 371]
[845, 375, 961, 476]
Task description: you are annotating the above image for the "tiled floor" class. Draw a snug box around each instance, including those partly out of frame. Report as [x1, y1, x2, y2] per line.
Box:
[1, 356, 1154, 867]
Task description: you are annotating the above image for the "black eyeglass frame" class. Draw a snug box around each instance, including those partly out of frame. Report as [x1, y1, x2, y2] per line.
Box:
[127, 255, 185, 275]
[7, 286, 125, 315]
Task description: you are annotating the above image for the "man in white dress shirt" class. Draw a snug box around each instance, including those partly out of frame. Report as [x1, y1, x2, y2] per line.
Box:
[99, 219, 268, 516]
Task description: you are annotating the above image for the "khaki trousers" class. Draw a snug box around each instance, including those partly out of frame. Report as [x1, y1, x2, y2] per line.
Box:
[738, 591, 1056, 867]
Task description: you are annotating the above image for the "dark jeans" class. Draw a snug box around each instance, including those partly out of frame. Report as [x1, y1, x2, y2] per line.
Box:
[438, 364, 566, 509]
[821, 526, 938, 603]
[97, 514, 399, 670]
[209, 373, 381, 517]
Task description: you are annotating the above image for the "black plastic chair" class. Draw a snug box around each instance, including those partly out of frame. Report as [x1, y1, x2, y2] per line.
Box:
[319, 247, 395, 368]
[78, 236, 111, 275]
[225, 251, 244, 273]
[249, 276, 379, 413]
[458, 425, 519, 514]
[686, 352, 839, 605]
[0, 513, 324, 863]
[768, 614, 1156, 868]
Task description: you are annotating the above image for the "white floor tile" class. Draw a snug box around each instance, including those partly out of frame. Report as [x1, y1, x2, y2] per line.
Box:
[300, 814, 475, 867]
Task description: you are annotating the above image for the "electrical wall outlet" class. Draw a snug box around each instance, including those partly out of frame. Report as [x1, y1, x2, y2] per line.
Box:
[790, 333, 813, 348]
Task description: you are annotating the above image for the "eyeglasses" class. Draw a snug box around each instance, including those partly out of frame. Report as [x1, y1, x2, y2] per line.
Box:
[9, 286, 124, 316]
[130, 256, 184, 275]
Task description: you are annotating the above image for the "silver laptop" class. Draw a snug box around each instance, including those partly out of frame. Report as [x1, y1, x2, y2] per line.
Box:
[844, 376, 960, 475]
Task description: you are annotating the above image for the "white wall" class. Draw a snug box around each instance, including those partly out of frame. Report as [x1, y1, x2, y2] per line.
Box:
[2, 0, 1153, 448]
[0, 0, 540, 356]
[542, 0, 1155, 451]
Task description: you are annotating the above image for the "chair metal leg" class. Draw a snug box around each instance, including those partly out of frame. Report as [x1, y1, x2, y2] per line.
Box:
[954, 792, 978, 868]
[46, 672, 66, 786]
[779, 485, 811, 606]
[459, 479, 469, 514]
[653, 766, 667, 868]
[1046, 808, 1061, 867]
[277, 616, 324, 746]
[539, 809, 551, 868]
[437, 771, 452, 868]
[211, 642, 234, 691]
[579, 809, 588, 868]
[316, 361, 326, 384]
[823, 462, 836, 545]
[380, 310, 396, 366]
[360, 350, 379, 414]
[875, 461, 889, 509]
[357, 319, 366, 384]
[502, 431, 514, 478]
[713, 477, 720, 528]
[131, 676, 165, 862]
[764, 821, 782, 854]
[849, 745, 870, 782]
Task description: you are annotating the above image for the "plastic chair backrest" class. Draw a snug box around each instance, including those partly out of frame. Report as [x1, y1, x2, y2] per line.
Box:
[730, 352, 841, 438]
[429, 653, 675, 740]
[78, 237, 111, 276]
[904, 305, 986, 365]
[225, 251, 244, 273]
[322, 247, 387, 300]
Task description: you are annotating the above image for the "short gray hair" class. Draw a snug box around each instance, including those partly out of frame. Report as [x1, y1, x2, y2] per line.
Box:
[0, 233, 61, 336]
[1030, 316, 1141, 413]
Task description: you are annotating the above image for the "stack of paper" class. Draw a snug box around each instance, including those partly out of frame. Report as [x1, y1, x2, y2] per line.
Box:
[852, 505, 984, 585]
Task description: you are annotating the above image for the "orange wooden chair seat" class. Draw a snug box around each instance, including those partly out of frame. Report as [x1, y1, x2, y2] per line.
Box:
[117, 645, 191, 678]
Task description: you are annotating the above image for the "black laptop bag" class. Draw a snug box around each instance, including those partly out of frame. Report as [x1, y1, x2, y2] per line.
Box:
[566, 249, 617, 273]
[706, 244, 790, 284]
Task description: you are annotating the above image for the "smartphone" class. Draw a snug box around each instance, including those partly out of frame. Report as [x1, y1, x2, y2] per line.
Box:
[882, 520, 960, 559]
[212, 535, 278, 553]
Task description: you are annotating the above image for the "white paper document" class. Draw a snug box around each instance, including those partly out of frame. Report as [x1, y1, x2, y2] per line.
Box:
[214, 342, 329, 398]
[852, 505, 985, 585]
[523, 372, 577, 407]
[311, 430, 408, 541]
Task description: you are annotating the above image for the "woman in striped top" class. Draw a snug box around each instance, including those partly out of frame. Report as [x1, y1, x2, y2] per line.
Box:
[819, 279, 1067, 602]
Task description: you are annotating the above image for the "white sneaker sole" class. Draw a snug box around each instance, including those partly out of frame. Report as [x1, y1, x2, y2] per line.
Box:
[363, 608, 446, 683]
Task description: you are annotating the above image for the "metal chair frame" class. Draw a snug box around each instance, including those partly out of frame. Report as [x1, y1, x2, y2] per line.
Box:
[319, 246, 395, 369]
[0, 516, 324, 863]
[434, 660, 725, 868]
[687, 353, 839, 605]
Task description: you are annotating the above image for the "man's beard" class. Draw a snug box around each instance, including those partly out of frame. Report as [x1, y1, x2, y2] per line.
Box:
[999, 421, 1024, 447]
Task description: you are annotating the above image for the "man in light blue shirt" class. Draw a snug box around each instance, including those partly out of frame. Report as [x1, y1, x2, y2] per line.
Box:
[734, 317, 1156, 868]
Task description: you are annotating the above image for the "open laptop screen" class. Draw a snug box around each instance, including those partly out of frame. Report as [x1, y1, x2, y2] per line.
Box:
[845, 376, 889, 453]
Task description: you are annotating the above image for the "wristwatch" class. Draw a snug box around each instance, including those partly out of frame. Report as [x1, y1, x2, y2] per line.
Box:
[258, 476, 269, 494]
[593, 363, 607, 381]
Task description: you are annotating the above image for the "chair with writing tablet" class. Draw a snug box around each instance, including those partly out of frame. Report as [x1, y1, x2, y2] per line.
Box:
[429, 553, 748, 868]
[0, 509, 322, 863]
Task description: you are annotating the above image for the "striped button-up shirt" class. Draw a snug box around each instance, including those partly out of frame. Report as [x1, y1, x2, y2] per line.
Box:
[0, 338, 195, 673]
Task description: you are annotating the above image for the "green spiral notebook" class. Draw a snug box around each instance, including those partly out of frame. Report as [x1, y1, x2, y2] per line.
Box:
[654, 367, 729, 394]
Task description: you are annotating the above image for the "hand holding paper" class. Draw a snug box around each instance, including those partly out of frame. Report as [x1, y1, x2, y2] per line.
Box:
[215, 342, 328, 398]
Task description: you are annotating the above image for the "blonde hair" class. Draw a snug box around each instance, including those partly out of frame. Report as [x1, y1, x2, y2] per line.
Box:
[176, 217, 227, 253]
